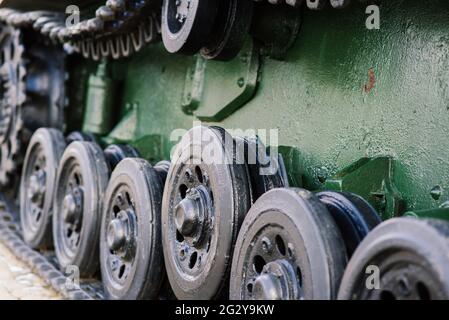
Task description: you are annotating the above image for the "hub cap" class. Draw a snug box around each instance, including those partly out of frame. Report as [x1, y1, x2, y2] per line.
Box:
[105, 190, 137, 283]
[175, 0, 191, 24]
[173, 166, 213, 274]
[253, 260, 300, 300]
[241, 226, 303, 300]
[61, 170, 84, 254]
[107, 216, 127, 252]
[24, 151, 47, 231]
[366, 252, 439, 300]
[28, 169, 46, 205]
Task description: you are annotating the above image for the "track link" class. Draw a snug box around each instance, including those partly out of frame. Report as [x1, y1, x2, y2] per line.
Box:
[0, 199, 104, 300]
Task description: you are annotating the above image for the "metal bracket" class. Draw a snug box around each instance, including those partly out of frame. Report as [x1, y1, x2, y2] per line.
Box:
[181, 39, 260, 122]
[325, 157, 405, 220]
[82, 60, 116, 136]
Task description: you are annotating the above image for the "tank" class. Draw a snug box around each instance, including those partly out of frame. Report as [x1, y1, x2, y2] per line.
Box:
[0, 0, 448, 300]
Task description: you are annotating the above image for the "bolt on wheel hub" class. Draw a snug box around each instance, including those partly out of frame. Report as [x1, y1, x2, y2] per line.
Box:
[174, 186, 209, 245]
[104, 198, 137, 283]
[175, 0, 191, 23]
[106, 207, 136, 259]
[28, 169, 46, 204]
[171, 166, 213, 274]
[235, 221, 304, 300]
[62, 188, 83, 225]
[107, 215, 128, 252]
[253, 260, 300, 300]
[371, 256, 438, 300]
[60, 173, 85, 254]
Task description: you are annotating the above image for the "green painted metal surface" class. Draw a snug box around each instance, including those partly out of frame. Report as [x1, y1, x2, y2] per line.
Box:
[74, 0, 449, 216]
[325, 157, 404, 220]
[182, 39, 259, 122]
[83, 61, 116, 136]
[404, 208, 449, 222]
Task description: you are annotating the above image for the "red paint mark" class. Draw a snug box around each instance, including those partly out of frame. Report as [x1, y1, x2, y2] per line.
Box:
[364, 68, 376, 93]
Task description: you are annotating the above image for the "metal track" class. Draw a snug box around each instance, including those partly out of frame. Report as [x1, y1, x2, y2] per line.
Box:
[0, 24, 26, 187]
[256, 0, 352, 9]
[0, 0, 358, 61]
[0, 0, 161, 60]
[0, 198, 105, 300]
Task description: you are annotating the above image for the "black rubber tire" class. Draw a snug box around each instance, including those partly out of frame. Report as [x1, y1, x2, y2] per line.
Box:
[317, 191, 381, 258]
[53, 141, 109, 277]
[200, 0, 253, 61]
[65, 131, 96, 144]
[230, 188, 347, 300]
[161, 0, 221, 54]
[234, 136, 287, 203]
[162, 125, 251, 300]
[20, 128, 66, 249]
[100, 158, 166, 300]
[103, 144, 140, 172]
[338, 218, 449, 300]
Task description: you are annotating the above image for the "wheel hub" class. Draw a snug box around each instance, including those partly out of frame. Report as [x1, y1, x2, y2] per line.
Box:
[175, 0, 191, 24]
[28, 169, 46, 204]
[174, 187, 206, 239]
[107, 209, 135, 253]
[253, 260, 299, 300]
[62, 187, 83, 225]
[367, 253, 440, 300]
[103, 191, 138, 284]
[171, 165, 215, 276]
[241, 228, 304, 300]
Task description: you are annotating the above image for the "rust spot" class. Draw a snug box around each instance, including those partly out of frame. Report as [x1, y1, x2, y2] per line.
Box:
[364, 68, 376, 93]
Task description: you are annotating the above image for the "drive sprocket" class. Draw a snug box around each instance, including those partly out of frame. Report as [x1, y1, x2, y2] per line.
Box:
[0, 24, 26, 187]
